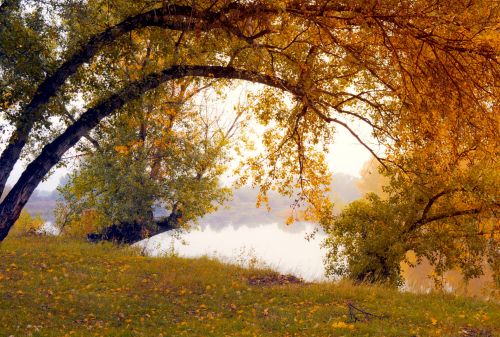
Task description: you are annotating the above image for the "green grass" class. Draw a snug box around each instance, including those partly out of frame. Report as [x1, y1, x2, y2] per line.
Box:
[0, 236, 498, 337]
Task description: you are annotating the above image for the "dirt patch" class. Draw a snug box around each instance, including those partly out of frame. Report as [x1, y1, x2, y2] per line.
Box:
[460, 327, 494, 337]
[247, 274, 306, 286]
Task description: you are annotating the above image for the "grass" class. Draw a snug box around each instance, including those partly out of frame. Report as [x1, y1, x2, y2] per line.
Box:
[0, 235, 498, 337]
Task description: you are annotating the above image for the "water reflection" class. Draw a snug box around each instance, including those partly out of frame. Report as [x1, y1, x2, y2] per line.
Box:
[402, 257, 496, 299]
[137, 222, 329, 282]
[138, 223, 497, 299]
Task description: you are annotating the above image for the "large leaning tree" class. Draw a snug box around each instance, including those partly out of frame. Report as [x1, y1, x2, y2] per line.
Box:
[54, 35, 245, 243]
[0, 0, 499, 241]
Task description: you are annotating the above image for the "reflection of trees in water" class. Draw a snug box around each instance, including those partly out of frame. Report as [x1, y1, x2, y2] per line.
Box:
[202, 173, 361, 233]
[402, 255, 496, 299]
[202, 189, 320, 234]
[202, 187, 290, 231]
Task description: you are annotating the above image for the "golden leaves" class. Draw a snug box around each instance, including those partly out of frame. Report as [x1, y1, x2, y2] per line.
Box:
[113, 145, 129, 154]
[331, 321, 355, 330]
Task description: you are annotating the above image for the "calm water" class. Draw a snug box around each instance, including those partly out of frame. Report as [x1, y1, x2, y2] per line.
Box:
[137, 223, 496, 299]
[137, 222, 329, 282]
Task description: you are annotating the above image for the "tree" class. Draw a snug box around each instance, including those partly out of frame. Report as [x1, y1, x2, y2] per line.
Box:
[11, 210, 44, 236]
[56, 88, 242, 243]
[0, 0, 499, 241]
[54, 36, 243, 242]
[322, 159, 499, 287]
[323, 193, 405, 285]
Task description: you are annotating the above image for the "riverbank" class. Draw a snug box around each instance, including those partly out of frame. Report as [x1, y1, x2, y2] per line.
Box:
[0, 236, 498, 336]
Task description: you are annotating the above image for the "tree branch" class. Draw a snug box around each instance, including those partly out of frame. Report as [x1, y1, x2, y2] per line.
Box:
[307, 103, 387, 169]
[0, 64, 305, 239]
[422, 208, 483, 226]
[0, 2, 257, 194]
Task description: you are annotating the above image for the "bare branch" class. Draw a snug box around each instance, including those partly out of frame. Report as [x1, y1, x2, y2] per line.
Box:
[307, 103, 387, 169]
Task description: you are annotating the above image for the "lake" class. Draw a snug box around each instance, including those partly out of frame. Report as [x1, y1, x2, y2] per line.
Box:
[136, 222, 496, 299]
[136, 222, 329, 282]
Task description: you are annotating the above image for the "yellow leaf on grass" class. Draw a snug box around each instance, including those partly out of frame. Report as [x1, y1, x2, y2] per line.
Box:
[332, 321, 354, 330]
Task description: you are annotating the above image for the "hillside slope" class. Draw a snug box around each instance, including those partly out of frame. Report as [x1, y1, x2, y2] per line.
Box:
[0, 236, 498, 336]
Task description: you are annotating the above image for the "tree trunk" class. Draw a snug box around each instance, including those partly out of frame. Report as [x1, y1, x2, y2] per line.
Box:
[0, 137, 26, 195]
[0, 65, 298, 241]
[86, 207, 183, 245]
[0, 5, 204, 196]
[157, 203, 183, 230]
[87, 222, 147, 244]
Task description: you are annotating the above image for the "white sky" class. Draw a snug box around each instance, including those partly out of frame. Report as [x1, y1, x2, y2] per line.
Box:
[4, 84, 380, 192]
[6, 126, 376, 192]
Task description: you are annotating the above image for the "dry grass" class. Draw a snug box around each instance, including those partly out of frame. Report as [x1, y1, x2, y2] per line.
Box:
[0, 235, 498, 336]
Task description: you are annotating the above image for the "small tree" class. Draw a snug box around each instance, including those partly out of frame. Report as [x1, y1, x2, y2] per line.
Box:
[323, 161, 499, 287]
[55, 86, 243, 242]
[11, 210, 45, 236]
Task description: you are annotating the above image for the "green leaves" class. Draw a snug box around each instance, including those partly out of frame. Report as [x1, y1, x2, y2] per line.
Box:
[323, 160, 499, 288]
[56, 76, 237, 238]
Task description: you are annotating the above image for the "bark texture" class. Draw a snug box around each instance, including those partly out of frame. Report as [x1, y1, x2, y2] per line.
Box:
[0, 65, 300, 240]
[87, 209, 183, 245]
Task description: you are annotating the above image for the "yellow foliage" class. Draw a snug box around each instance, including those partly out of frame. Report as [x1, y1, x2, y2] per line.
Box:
[114, 145, 129, 154]
[61, 209, 101, 237]
[12, 210, 44, 235]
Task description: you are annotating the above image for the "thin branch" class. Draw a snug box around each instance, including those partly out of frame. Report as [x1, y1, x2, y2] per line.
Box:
[347, 301, 386, 322]
[307, 103, 387, 169]
[420, 208, 482, 227]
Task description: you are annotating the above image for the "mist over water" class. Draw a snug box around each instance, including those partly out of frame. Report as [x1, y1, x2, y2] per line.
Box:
[137, 222, 329, 282]
[138, 222, 497, 299]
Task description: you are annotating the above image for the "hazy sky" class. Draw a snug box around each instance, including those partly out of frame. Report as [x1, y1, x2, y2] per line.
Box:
[6, 124, 376, 192]
[4, 83, 380, 192]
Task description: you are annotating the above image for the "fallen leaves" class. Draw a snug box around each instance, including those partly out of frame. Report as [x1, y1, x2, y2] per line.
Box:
[331, 321, 355, 330]
[1, 237, 498, 336]
[247, 274, 305, 286]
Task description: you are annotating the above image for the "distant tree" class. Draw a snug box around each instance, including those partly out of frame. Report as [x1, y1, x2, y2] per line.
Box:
[356, 161, 388, 197]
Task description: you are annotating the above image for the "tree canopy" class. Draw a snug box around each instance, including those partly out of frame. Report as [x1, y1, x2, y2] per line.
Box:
[55, 83, 242, 242]
[323, 163, 499, 286]
[0, 0, 499, 246]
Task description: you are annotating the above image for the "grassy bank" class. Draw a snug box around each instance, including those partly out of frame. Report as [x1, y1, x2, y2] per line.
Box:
[0, 236, 498, 336]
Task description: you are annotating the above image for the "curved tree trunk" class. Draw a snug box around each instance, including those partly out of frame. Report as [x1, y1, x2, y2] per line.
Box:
[0, 5, 204, 195]
[0, 65, 300, 241]
[0, 0, 322, 195]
